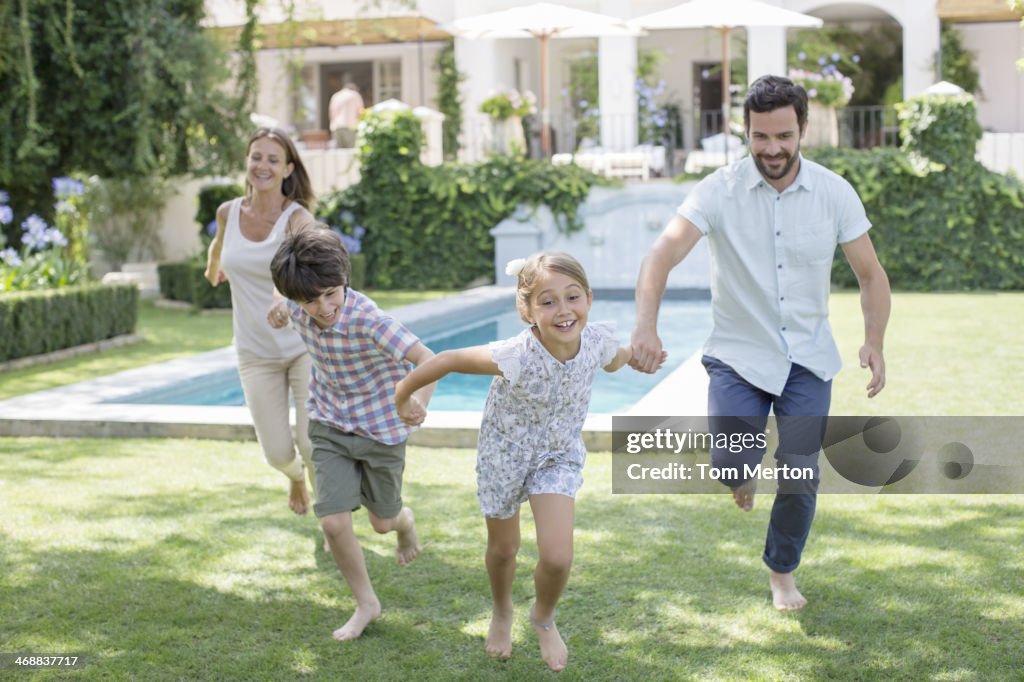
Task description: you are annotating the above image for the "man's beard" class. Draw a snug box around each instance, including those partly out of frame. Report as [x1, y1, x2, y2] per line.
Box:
[753, 144, 800, 181]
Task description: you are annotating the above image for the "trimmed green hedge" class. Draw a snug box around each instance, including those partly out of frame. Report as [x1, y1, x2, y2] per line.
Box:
[157, 261, 233, 309]
[0, 284, 139, 362]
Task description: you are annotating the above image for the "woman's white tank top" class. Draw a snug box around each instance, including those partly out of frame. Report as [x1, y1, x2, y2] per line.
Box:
[220, 197, 308, 359]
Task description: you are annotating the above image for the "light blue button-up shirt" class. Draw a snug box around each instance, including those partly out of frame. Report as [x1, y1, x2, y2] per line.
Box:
[678, 155, 871, 396]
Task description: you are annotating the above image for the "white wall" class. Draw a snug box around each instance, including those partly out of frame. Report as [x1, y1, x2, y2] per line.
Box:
[957, 21, 1024, 133]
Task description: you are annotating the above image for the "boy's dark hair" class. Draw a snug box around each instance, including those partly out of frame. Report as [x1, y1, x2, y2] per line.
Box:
[271, 225, 351, 302]
[743, 75, 808, 132]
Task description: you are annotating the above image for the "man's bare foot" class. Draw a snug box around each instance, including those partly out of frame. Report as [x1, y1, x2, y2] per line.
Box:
[732, 478, 757, 511]
[395, 507, 421, 566]
[332, 601, 382, 641]
[289, 479, 310, 515]
[531, 610, 568, 672]
[769, 570, 807, 611]
[485, 610, 513, 659]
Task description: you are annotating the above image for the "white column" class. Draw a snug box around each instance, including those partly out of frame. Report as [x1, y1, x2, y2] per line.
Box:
[598, 0, 637, 151]
[746, 27, 788, 82]
[455, 36, 500, 161]
[901, 2, 941, 97]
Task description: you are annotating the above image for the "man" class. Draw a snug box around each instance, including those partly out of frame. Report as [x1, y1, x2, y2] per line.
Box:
[630, 75, 890, 610]
[329, 81, 365, 148]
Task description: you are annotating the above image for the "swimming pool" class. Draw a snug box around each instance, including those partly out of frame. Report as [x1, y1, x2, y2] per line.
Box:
[114, 298, 711, 414]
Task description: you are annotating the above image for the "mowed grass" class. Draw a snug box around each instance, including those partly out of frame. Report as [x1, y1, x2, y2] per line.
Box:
[1, 291, 1023, 679]
[1, 438, 1022, 680]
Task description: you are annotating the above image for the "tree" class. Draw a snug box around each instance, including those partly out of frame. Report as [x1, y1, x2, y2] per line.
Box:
[0, 0, 257, 248]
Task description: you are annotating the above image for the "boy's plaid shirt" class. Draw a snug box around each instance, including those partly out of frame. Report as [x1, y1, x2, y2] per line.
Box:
[287, 289, 420, 445]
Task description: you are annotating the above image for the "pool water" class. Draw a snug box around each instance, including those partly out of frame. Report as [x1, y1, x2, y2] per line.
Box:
[115, 300, 711, 414]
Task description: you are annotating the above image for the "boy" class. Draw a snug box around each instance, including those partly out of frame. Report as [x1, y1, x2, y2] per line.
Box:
[269, 227, 436, 640]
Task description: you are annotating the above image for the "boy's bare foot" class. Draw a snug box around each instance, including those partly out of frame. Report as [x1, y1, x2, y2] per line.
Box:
[485, 610, 513, 659]
[332, 601, 382, 641]
[769, 570, 807, 611]
[289, 479, 310, 515]
[531, 610, 568, 672]
[732, 478, 757, 512]
[395, 507, 421, 566]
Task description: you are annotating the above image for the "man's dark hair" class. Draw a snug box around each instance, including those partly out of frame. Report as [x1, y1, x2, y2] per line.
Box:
[271, 226, 351, 303]
[744, 75, 808, 132]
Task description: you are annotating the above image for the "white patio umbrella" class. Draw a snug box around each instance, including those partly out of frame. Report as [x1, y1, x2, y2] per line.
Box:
[630, 0, 823, 138]
[450, 2, 639, 156]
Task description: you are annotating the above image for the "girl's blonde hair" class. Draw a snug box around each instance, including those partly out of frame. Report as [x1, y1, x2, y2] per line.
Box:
[513, 251, 591, 324]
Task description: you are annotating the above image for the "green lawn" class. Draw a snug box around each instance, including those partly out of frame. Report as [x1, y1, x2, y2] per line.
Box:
[1, 291, 1022, 680]
[1, 439, 1021, 680]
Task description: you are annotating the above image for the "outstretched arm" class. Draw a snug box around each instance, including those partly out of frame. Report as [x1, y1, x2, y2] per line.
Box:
[603, 345, 633, 373]
[395, 346, 500, 425]
[631, 215, 703, 373]
[402, 342, 438, 418]
[841, 232, 891, 398]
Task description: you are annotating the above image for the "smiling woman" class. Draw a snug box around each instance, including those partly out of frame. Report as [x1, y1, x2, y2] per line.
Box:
[202, 127, 320, 517]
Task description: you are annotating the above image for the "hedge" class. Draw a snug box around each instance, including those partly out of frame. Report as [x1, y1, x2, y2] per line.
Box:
[317, 109, 612, 289]
[157, 260, 232, 309]
[0, 284, 139, 362]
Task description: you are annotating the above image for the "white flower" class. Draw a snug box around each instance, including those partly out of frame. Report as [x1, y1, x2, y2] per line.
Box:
[504, 258, 527, 277]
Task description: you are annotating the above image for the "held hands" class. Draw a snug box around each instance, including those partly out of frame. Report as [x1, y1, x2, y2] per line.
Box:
[860, 343, 886, 398]
[267, 301, 290, 329]
[629, 326, 668, 374]
[396, 394, 427, 426]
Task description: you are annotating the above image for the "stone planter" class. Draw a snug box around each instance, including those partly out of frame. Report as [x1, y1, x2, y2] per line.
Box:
[805, 103, 839, 148]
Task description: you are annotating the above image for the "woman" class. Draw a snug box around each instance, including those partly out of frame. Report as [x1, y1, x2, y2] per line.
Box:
[205, 127, 318, 516]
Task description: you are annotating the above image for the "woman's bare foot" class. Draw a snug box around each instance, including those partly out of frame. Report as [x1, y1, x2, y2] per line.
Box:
[732, 478, 757, 512]
[485, 609, 513, 659]
[769, 570, 807, 611]
[395, 507, 421, 566]
[332, 601, 382, 641]
[531, 610, 568, 672]
[289, 479, 310, 515]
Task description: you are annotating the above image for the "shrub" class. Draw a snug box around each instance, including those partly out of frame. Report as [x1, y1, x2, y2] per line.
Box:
[157, 259, 232, 309]
[195, 181, 243, 248]
[317, 109, 611, 290]
[0, 284, 138, 362]
[807, 145, 1024, 291]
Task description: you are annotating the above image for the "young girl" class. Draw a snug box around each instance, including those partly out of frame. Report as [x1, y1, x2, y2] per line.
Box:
[395, 251, 662, 672]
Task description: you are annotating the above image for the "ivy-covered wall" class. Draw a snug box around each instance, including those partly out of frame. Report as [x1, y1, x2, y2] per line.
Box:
[317, 110, 612, 289]
[809, 93, 1023, 291]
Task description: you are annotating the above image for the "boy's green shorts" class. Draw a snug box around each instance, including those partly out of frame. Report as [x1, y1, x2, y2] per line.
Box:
[308, 420, 406, 519]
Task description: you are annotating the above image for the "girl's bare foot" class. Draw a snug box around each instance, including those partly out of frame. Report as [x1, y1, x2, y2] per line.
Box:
[531, 610, 568, 672]
[395, 507, 421, 565]
[732, 478, 757, 512]
[769, 570, 807, 610]
[485, 610, 513, 659]
[332, 601, 382, 641]
[289, 479, 310, 515]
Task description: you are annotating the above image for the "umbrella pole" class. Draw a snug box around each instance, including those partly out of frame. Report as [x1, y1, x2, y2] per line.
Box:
[721, 26, 731, 164]
[540, 33, 551, 157]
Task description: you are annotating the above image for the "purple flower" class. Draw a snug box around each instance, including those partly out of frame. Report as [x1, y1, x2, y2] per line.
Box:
[339, 210, 355, 225]
[21, 215, 50, 250]
[0, 190, 9, 204]
[852, 54, 861, 63]
[206, 220, 218, 237]
[45, 227, 67, 247]
[0, 205, 12, 226]
[1, 247, 22, 267]
[832, 52, 840, 62]
[52, 177, 84, 199]
[797, 51, 806, 61]
[818, 56, 827, 66]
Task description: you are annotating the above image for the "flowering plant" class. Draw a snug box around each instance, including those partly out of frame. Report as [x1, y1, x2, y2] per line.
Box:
[1, 182, 89, 292]
[479, 89, 537, 121]
[331, 210, 365, 255]
[788, 51, 856, 108]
